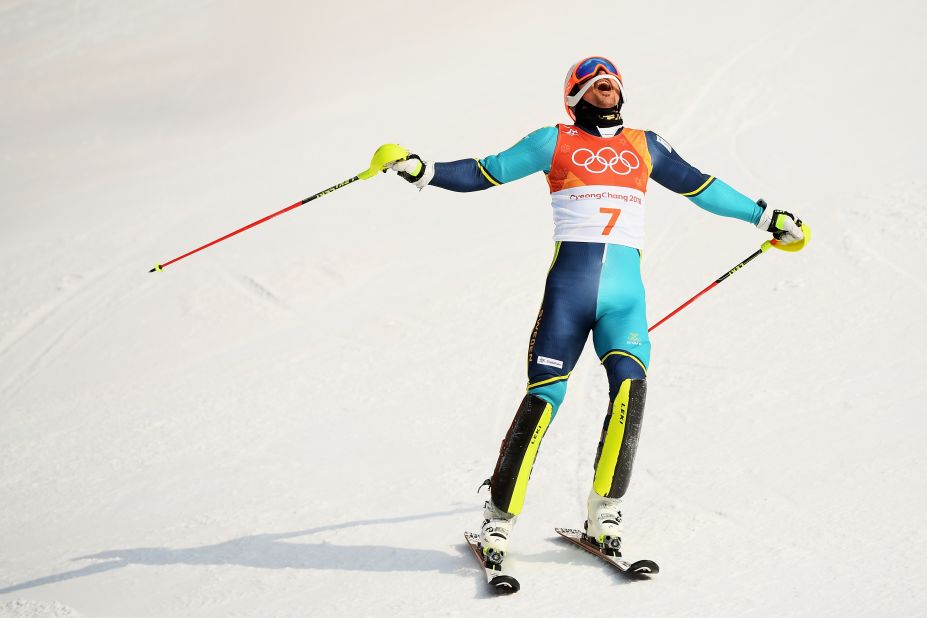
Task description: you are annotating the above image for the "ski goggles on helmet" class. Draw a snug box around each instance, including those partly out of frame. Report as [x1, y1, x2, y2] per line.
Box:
[564, 55, 624, 109]
[573, 57, 620, 82]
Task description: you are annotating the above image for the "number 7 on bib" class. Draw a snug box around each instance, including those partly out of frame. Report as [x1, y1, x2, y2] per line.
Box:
[600, 207, 623, 235]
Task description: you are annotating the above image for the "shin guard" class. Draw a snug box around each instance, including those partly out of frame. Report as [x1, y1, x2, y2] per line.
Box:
[490, 394, 553, 516]
[592, 378, 647, 499]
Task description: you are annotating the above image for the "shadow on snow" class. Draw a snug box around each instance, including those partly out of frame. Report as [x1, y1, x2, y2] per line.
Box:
[0, 508, 475, 594]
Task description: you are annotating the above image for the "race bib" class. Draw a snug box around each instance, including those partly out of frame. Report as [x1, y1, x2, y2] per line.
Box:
[546, 125, 651, 248]
[550, 185, 645, 248]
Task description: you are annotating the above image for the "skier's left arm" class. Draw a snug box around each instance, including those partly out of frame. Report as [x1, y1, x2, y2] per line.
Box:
[646, 131, 804, 243]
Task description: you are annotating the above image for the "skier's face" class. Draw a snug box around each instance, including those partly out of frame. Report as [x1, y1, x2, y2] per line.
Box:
[582, 77, 622, 109]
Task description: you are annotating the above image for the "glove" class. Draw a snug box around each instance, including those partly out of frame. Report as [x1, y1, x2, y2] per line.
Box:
[388, 153, 434, 189]
[756, 199, 804, 244]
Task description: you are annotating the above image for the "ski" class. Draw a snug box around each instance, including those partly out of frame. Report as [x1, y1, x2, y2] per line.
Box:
[554, 527, 659, 579]
[464, 532, 521, 594]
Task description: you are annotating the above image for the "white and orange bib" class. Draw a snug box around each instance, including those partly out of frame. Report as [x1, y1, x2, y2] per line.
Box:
[546, 124, 653, 248]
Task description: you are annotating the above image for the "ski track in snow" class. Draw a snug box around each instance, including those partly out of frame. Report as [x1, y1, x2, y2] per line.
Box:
[0, 268, 111, 401]
[0, 599, 82, 618]
[224, 272, 288, 311]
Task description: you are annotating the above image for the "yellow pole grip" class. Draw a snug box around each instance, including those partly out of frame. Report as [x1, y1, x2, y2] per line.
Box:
[358, 144, 412, 180]
[769, 222, 812, 253]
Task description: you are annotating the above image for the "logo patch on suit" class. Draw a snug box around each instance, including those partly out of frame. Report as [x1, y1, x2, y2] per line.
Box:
[571, 148, 640, 175]
[537, 356, 564, 369]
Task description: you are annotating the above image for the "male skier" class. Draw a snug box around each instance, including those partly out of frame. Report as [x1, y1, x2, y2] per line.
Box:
[387, 56, 804, 564]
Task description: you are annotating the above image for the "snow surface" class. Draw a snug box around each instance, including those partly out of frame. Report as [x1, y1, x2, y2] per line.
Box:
[2, 0, 927, 616]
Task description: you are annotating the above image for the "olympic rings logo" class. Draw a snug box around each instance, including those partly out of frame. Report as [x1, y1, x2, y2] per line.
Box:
[571, 147, 640, 175]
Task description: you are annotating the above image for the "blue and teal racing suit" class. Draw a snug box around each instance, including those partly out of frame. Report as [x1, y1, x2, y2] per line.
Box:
[427, 125, 761, 415]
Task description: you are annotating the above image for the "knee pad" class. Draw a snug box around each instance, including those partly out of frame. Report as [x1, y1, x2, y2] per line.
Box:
[592, 378, 647, 499]
[490, 394, 554, 516]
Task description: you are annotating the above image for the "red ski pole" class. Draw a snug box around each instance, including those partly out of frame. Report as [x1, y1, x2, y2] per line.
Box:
[648, 241, 772, 332]
[648, 223, 811, 333]
[149, 144, 412, 273]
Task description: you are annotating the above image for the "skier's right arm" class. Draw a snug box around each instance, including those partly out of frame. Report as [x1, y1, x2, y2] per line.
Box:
[389, 127, 557, 192]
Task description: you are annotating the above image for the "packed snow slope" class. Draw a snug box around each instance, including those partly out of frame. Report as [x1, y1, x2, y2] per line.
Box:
[2, 1, 926, 616]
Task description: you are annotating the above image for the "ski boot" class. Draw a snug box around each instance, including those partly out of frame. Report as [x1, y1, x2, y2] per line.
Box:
[585, 489, 624, 556]
[479, 500, 517, 570]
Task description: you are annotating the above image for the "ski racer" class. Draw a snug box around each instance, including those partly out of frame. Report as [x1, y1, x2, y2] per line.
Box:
[386, 56, 805, 564]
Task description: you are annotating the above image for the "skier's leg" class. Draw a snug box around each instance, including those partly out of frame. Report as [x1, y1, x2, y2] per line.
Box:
[523, 242, 602, 416]
[488, 393, 555, 517]
[488, 242, 600, 518]
[592, 364, 647, 500]
[591, 245, 650, 373]
[584, 371, 646, 553]
[590, 244, 651, 499]
[586, 245, 650, 551]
